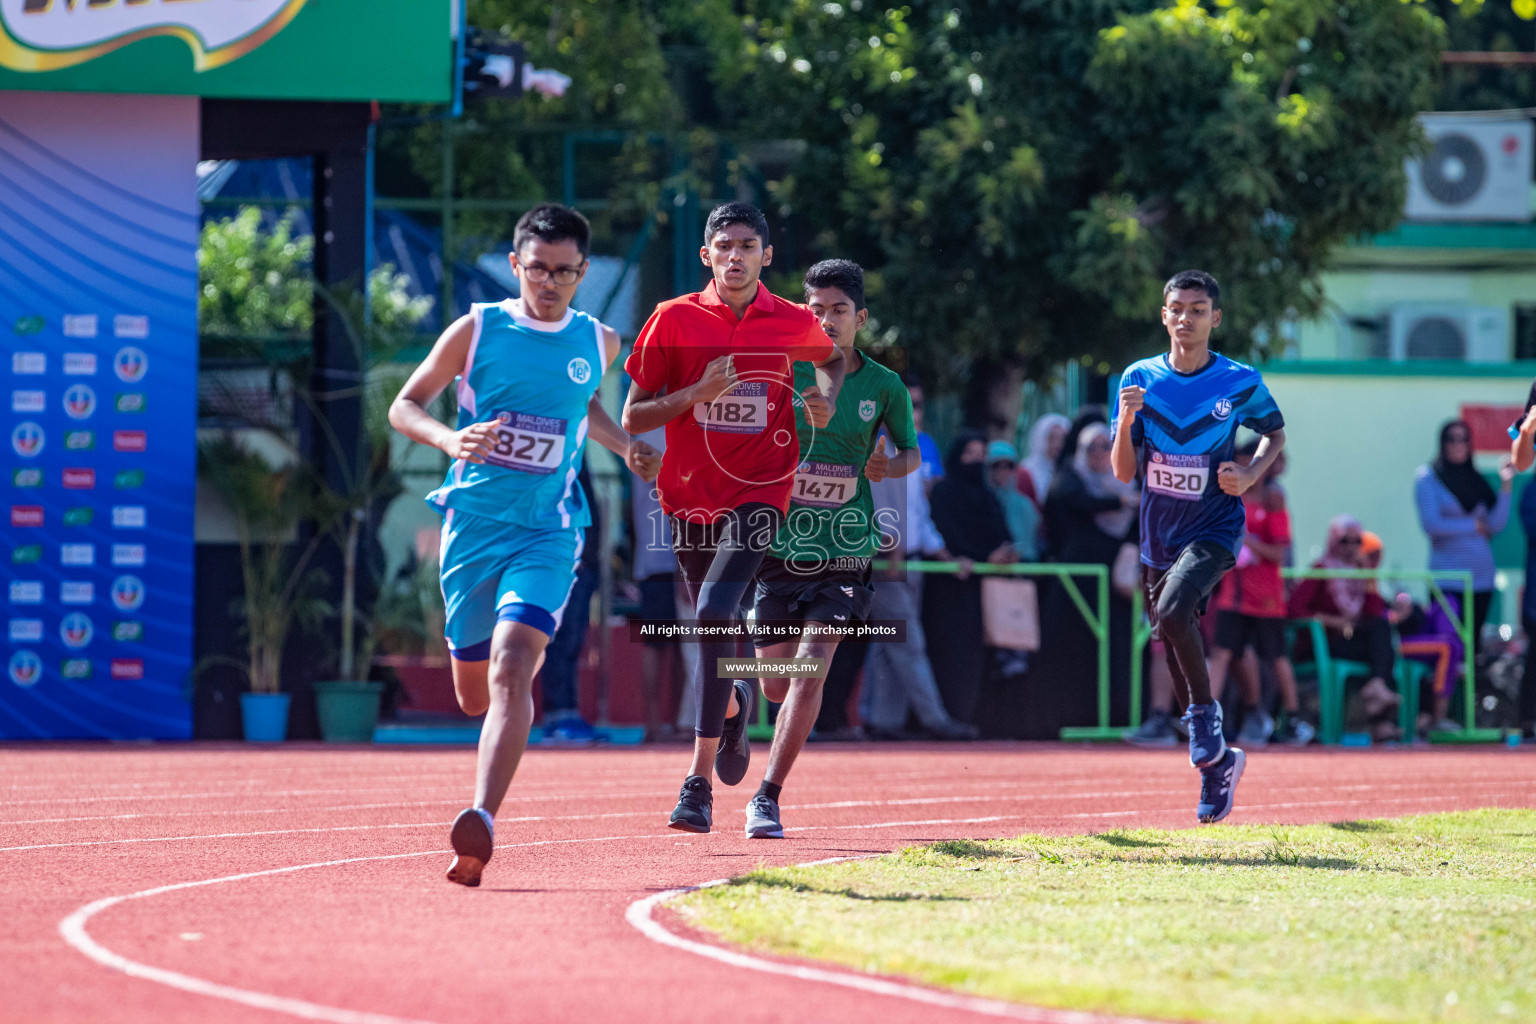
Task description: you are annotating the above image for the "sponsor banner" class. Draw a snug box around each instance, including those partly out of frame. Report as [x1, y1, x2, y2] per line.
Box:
[63, 352, 97, 376]
[0, 0, 451, 102]
[8, 619, 43, 643]
[0, 93, 192, 737]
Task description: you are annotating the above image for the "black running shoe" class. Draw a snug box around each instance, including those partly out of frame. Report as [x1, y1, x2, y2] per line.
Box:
[446, 807, 494, 887]
[714, 680, 754, 787]
[668, 775, 713, 833]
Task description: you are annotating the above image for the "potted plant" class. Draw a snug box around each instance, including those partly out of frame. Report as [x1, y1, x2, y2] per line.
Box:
[197, 434, 331, 742]
[304, 279, 429, 741]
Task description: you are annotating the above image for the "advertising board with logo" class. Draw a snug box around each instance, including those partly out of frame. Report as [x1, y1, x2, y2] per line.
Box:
[1, 94, 194, 738]
[0, 0, 450, 101]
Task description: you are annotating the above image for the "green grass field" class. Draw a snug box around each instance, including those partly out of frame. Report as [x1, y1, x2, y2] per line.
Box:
[676, 810, 1536, 1024]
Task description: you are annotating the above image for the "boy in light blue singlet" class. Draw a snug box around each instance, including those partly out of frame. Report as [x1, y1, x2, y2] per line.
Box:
[1111, 270, 1286, 826]
[390, 204, 660, 887]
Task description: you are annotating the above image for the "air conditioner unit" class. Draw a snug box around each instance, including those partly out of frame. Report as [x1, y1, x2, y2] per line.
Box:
[1404, 115, 1533, 222]
[1386, 305, 1510, 363]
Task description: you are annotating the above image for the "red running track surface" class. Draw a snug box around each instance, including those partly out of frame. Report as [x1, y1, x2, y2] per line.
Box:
[3, 744, 1534, 1024]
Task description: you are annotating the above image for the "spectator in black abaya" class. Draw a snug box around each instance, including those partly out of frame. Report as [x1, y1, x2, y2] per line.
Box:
[1028, 422, 1141, 736]
[923, 431, 1016, 725]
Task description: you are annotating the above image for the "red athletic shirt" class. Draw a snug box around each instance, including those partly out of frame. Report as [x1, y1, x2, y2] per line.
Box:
[1213, 496, 1290, 618]
[624, 281, 834, 523]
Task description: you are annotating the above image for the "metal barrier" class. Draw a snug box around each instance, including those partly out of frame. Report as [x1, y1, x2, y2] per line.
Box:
[1120, 567, 1495, 743]
[868, 560, 1116, 740]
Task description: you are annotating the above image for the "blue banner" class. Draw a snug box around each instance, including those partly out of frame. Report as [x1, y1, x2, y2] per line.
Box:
[2, 93, 197, 738]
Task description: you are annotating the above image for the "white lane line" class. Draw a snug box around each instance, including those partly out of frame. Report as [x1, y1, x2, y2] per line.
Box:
[55, 811, 1073, 1024]
[15, 785, 1534, 854]
[58, 830, 687, 1024]
[627, 877, 1160, 1024]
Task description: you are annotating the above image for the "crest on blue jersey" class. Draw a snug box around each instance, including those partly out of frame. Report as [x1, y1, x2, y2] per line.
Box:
[567, 357, 592, 384]
[1211, 398, 1233, 421]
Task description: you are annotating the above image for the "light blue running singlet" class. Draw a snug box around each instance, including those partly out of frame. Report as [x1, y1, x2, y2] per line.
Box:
[426, 299, 609, 530]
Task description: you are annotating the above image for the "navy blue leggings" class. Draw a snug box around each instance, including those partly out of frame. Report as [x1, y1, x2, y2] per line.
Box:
[672, 504, 782, 738]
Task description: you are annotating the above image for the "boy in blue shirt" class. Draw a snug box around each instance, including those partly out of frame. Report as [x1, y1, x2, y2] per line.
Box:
[1111, 270, 1286, 823]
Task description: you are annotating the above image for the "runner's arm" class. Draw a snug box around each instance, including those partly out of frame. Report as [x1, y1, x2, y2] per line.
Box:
[884, 448, 921, 479]
[388, 315, 500, 462]
[622, 381, 697, 434]
[811, 344, 846, 403]
[587, 395, 661, 482]
[1514, 408, 1536, 472]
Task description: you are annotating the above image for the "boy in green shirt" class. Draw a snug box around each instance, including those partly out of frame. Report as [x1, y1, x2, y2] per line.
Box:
[746, 260, 922, 837]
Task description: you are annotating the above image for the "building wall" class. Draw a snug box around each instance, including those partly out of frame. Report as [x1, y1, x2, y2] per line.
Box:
[1263, 364, 1534, 618]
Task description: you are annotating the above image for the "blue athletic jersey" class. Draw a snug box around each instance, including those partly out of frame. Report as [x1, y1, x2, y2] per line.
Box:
[426, 300, 610, 530]
[1112, 352, 1284, 569]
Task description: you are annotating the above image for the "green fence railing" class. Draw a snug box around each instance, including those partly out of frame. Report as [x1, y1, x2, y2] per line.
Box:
[1119, 567, 1495, 744]
[742, 560, 1114, 742]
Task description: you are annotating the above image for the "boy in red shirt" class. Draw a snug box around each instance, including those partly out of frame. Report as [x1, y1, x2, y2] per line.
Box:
[1208, 441, 1313, 746]
[622, 203, 845, 832]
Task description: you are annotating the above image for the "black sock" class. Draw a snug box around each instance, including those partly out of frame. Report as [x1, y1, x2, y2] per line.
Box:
[756, 780, 782, 803]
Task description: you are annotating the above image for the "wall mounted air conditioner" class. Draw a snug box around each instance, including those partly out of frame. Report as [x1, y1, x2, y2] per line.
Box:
[1404, 114, 1533, 222]
[1385, 304, 1510, 363]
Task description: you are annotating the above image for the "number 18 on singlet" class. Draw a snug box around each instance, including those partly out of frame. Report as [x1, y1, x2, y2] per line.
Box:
[693, 381, 768, 434]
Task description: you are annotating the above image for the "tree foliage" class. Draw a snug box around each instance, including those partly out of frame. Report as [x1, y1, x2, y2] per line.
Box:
[699, 0, 1444, 385]
[197, 208, 435, 339]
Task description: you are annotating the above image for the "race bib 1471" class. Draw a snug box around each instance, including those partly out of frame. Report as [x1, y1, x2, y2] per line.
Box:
[1146, 451, 1209, 501]
[485, 411, 567, 475]
[694, 381, 768, 434]
[791, 461, 858, 508]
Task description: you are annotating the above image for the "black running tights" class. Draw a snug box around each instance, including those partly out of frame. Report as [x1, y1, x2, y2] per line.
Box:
[672, 504, 782, 739]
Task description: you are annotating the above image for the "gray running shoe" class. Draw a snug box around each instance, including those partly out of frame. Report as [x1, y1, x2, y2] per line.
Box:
[1273, 716, 1316, 746]
[714, 680, 754, 786]
[1123, 711, 1179, 748]
[745, 793, 784, 838]
[1236, 710, 1274, 749]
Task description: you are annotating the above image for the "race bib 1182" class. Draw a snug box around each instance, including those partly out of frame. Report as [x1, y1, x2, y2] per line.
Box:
[1146, 451, 1209, 501]
[694, 381, 768, 434]
[792, 461, 857, 508]
[485, 411, 567, 475]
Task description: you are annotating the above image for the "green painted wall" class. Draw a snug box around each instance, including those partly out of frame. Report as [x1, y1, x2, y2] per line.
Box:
[1261, 366, 1532, 616]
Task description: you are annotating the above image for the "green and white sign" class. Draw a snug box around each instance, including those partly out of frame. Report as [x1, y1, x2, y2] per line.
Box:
[0, 0, 451, 101]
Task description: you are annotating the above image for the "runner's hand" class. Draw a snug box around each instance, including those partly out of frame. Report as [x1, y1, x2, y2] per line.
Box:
[441, 419, 502, 463]
[802, 385, 832, 428]
[865, 436, 890, 482]
[1217, 461, 1256, 496]
[697, 354, 738, 403]
[625, 439, 663, 483]
[1118, 385, 1145, 423]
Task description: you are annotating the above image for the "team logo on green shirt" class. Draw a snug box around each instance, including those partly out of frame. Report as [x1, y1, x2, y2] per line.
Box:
[858, 399, 876, 422]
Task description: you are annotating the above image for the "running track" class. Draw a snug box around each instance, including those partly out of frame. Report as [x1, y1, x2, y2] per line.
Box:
[4, 744, 1535, 1024]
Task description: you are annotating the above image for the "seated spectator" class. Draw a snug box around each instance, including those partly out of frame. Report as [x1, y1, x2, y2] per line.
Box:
[1363, 532, 1464, 735]
[987, 441, 1041, 562]
[1017, 414, 1070, 509]
[1286, 515, 1401, 740]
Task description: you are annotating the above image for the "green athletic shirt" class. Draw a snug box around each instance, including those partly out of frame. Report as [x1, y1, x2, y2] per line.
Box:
[771, 352, 918, 561]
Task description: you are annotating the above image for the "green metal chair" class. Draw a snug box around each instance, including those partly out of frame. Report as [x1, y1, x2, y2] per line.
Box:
[1290, 618, 1428, 743]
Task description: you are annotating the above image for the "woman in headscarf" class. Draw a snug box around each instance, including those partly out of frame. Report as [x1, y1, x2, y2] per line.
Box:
[986, 441, 1041, 562]
[1414, 419, 1512, 661]
[1014, 422, 1142, 737]
[922, 431, 1016, 725]
[1043, 422, 1138, 564]
[1017, 414, 1071, 509]
[1286, 514, 1400, 739]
